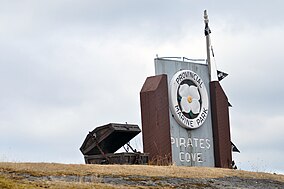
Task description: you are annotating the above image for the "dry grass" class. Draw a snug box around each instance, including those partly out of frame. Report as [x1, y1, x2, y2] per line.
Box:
[0, 162, 283, 181]
[0, 162, 283, 188]
[0, 174, 129, 189]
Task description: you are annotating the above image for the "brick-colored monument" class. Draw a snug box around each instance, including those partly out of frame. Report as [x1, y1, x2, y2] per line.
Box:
[140, 10, 232, 168]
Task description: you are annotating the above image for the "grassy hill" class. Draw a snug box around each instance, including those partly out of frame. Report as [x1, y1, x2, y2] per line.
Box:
[0, 162, 283, 188]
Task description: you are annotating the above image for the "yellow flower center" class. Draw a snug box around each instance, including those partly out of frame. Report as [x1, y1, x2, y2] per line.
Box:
[187, 96, 192, 103]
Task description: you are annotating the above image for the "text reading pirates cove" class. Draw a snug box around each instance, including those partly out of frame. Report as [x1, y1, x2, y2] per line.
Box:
[171, 137, 211, 163]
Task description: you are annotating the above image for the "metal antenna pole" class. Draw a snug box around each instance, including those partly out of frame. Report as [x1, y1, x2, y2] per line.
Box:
[204, 10, 218, 82]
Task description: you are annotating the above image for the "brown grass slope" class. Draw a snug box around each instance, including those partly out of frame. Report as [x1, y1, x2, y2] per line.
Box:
[0, 162, 283, 188]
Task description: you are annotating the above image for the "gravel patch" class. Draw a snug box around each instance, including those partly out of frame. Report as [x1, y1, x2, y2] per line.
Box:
[2, 171, 283, 188]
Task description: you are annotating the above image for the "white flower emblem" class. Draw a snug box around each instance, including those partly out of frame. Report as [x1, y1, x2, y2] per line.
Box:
[170, 70, 209, 129]
[179, 84, 200, 114]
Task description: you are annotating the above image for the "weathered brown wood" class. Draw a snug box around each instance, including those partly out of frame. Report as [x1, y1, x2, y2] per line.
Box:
[140, 74, 172, 164]
[210, 81, 232, 168]
[84, 152, 149, 164]
[80, 123, 141, 156]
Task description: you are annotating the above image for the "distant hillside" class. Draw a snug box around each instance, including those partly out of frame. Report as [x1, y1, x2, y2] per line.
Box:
[0, 162, 283, 188]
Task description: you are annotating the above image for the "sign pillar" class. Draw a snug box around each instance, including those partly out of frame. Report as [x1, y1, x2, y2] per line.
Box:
[154, 58, 215, 167]
[140, 10, 232, 168]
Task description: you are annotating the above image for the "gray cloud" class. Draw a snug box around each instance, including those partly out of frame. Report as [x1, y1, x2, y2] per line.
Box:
[0, 0, 283, 173]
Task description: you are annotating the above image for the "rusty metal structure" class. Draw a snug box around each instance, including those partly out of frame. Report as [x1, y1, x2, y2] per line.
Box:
[140, 58, 232, 168]
[210, 81, 232, 168]
[80, 123, 148, 164]
[140, 74, 172, 165]
[139, 10, 234, 168]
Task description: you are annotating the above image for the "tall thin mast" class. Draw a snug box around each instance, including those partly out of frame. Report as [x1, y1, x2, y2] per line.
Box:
[204, 10, 218, 82]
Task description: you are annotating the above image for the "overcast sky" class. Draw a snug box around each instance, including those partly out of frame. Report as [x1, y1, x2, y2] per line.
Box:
[0, 1, 283, 174]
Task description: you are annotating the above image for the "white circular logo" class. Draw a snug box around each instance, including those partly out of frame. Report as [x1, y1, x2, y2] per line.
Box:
[169, 70, 209, 129]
